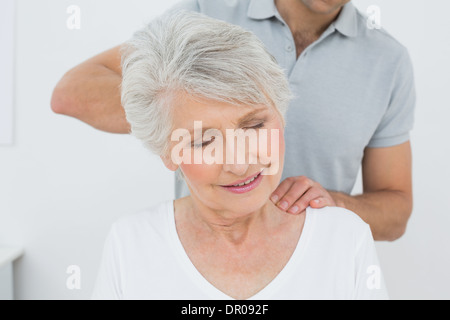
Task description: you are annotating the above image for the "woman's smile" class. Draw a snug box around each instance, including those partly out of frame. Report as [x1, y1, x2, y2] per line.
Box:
[220, 171, 264, 194]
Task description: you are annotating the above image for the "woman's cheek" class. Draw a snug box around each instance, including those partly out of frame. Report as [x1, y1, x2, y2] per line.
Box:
[278, 128, 286, 161]
[260, 125, 285, 177]
[180, 163, 221, 188]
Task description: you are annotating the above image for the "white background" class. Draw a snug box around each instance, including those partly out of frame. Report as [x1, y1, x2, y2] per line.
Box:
[0, 0, 449, 299]
[0, 0, 15, 145]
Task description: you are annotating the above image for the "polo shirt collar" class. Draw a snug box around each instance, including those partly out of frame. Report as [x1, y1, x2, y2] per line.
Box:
[248, 0, 358, 38]
[333, 2, 358, 37]
[247, 0, 278, 20]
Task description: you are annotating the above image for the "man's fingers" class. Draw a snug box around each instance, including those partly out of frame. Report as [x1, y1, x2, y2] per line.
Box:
[271, 176, 336, 215]
[275, 178, 312, 212]
[286, 188, 337, 214]
[309, 197, 331, 209]
[270, 177, 296, 204]
[286, 188, 323, 214]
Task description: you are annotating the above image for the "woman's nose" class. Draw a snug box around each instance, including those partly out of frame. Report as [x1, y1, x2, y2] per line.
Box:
[221, 133, 255, 175]
[222, 161, 250, 176]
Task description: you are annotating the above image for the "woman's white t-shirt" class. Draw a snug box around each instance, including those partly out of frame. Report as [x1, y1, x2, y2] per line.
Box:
[92, 200, 389, 300]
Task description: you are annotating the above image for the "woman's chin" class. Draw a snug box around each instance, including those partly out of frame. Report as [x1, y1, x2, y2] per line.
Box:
[211, 177, 278, 210]
[219, 194, 273, 216]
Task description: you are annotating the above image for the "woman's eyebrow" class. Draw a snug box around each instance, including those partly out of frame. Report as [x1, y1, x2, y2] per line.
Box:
[185, 107, 268, 136]
[234, 107, 267, 126]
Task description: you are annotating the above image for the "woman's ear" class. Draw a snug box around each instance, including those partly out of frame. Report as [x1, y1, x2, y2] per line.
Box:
[160, 154, 179, 172]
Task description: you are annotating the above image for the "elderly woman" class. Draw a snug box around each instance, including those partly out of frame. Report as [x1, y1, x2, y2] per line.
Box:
[92, 11, 388, 300]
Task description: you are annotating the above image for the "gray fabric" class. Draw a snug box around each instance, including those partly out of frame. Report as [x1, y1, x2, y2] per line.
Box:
[166, 0, 416, 198]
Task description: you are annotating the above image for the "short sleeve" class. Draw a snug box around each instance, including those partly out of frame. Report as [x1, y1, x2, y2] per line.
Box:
[91, 225, 123, 300]
[353, 225, 389, 300]
[367, 48, 416, 148]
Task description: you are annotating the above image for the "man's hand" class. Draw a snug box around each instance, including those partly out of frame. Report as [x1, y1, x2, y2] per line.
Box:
[272, 142, 413, 241]
[270, 176, 336, 214]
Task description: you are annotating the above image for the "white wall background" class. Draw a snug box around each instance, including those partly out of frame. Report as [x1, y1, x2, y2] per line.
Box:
[0, 0, 15, 145]
[0, 0, 448, 299]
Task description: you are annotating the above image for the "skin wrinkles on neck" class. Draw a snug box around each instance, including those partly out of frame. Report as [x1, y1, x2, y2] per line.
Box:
[180, 194, 283, 247]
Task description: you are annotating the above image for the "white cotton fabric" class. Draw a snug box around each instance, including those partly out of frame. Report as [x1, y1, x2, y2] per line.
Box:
[92, 200, 389, 300]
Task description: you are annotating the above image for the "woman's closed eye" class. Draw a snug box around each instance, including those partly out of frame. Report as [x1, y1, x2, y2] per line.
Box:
[245, 122, 265, 130]
[193, 136, 215, 149]
[192, 122, 266, 149]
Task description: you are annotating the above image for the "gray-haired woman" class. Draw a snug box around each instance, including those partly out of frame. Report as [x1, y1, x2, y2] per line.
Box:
[92, 11, 388, 300]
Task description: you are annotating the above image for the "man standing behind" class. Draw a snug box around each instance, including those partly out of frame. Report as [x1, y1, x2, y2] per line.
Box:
[51, 0, 415, 241]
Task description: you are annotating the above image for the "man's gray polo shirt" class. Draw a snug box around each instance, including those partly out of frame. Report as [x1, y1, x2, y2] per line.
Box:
[161, 0, 416, 198]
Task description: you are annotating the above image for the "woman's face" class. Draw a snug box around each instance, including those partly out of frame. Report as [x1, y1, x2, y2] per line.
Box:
[164, 92, 285, 217]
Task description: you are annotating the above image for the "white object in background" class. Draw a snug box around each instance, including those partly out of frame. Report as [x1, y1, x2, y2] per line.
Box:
[0, 247, 23, 300]
[0, 0, 16, 145]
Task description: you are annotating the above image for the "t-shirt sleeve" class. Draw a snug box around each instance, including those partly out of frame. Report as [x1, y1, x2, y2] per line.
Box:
[91, 224, 123, 300]
[353, 225, 389, 300]
[367, 47, 416, 148]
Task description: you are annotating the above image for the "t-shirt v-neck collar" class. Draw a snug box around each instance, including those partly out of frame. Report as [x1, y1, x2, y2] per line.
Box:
[167, 200, 314, 300]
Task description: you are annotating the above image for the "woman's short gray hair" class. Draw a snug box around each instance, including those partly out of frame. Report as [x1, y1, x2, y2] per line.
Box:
[121, 10, 293, 157]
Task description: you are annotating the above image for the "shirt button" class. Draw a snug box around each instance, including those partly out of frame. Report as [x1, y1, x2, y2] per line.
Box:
[285, 44, 294, 52]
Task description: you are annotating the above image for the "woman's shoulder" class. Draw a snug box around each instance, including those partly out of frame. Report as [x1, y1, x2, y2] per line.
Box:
[308, 206, 368, 226]
[306, 206, 372, 242]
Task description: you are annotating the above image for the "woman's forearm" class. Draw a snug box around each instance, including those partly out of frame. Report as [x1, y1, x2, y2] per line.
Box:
[329, 190, 413, 242]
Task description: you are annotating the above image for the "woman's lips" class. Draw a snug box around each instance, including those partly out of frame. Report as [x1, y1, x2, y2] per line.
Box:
[221, 170, 263, 187]
[220, 172, 263, 194]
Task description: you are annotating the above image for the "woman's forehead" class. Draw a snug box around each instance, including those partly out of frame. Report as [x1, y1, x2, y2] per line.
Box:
[173, 93, 270, 129]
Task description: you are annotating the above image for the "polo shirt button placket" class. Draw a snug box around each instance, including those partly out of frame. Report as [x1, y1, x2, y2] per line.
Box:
[285, 44, 294, 53]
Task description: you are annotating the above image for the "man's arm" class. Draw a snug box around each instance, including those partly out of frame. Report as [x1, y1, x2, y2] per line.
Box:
[329, 141, 413, 241]
[270, 141, 413, 241]
[51, 45, 130, 134]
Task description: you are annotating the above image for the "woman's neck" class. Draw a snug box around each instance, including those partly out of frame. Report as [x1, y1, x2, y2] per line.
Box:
[179, 196, 282, 247]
